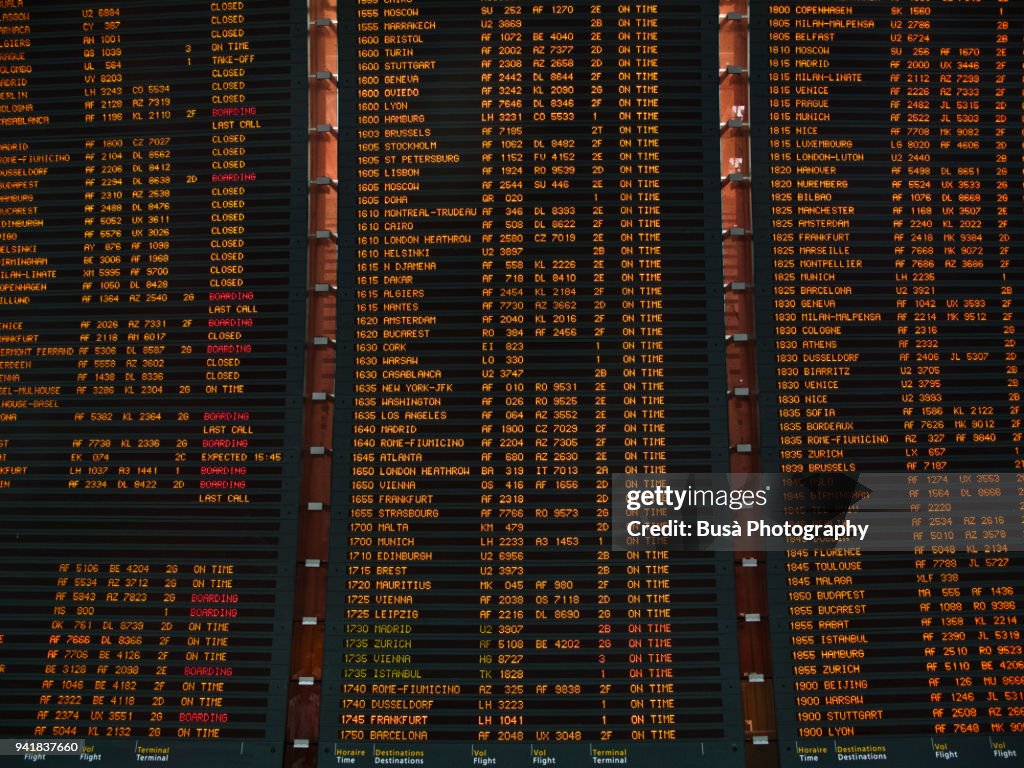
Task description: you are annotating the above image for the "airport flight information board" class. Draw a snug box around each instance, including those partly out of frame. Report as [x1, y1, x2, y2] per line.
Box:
[323, 2, 743, 766]
[11, 1, 1024, 766]
[0, 2, 308, 766]
[752, 1, 1024, 764]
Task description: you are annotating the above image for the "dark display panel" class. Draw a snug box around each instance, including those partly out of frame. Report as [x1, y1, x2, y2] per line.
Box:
[752, 1, 1024, 764]
[0, 1, 308, 765]
[324, 2, 742, 766]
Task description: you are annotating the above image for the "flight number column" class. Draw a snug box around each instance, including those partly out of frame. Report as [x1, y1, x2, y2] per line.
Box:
[490, 0, 529, 742]
[478, 0, 499, 736]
